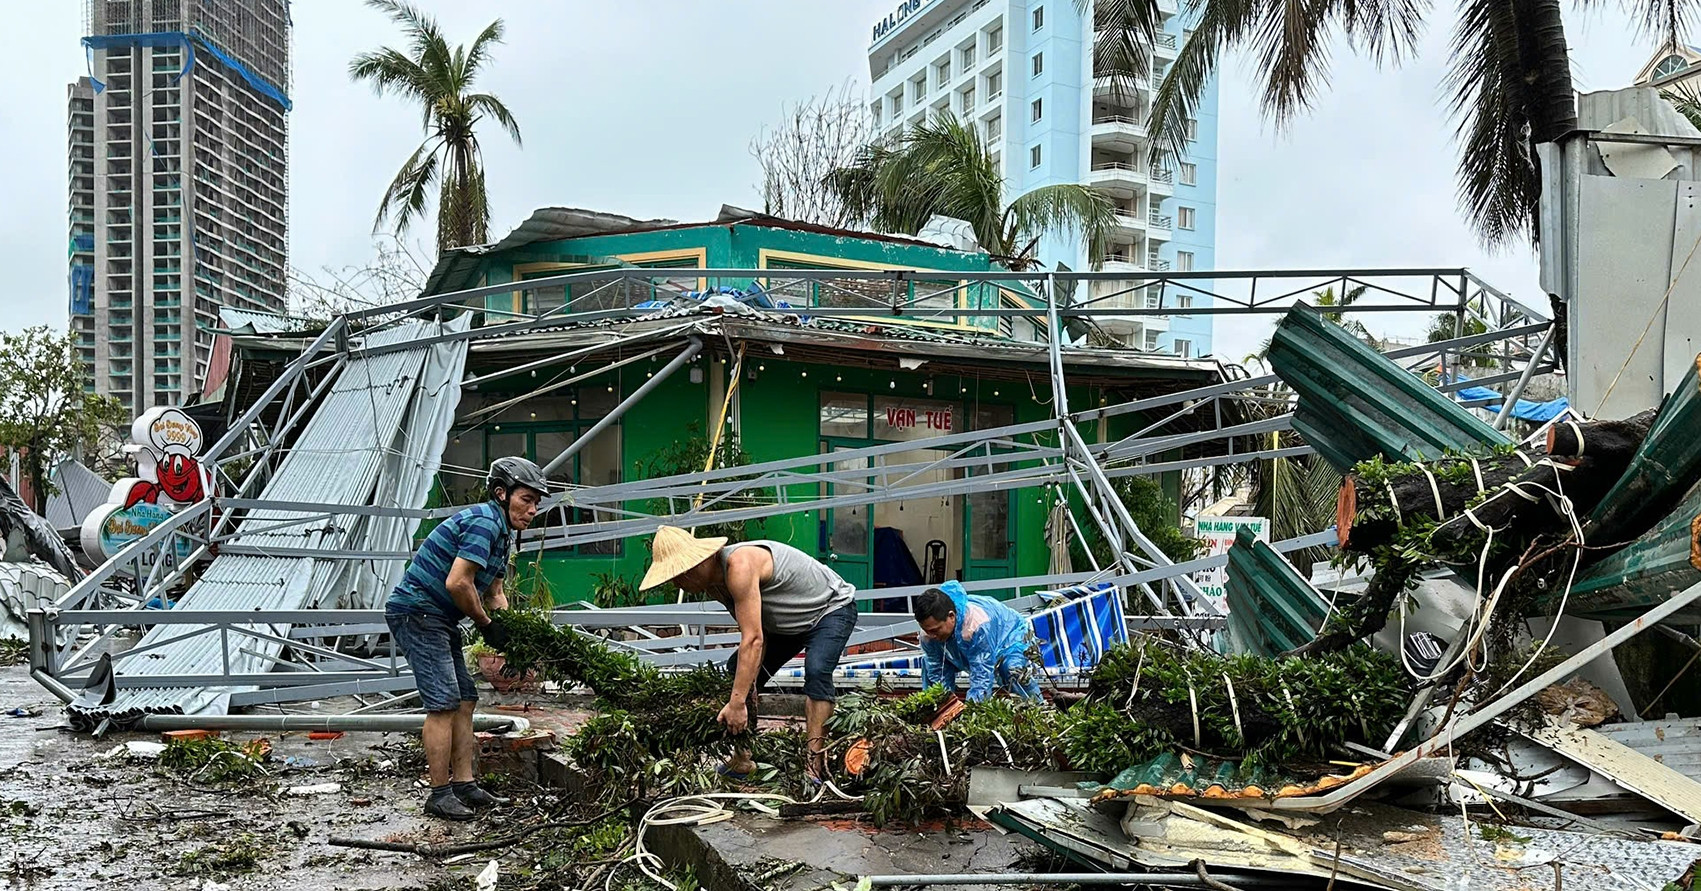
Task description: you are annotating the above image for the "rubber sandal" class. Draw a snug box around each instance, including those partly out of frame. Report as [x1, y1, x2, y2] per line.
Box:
[715, 763, 754, 782]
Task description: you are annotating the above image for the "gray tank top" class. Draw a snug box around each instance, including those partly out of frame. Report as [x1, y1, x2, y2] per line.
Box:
[722, 540, 857, 634]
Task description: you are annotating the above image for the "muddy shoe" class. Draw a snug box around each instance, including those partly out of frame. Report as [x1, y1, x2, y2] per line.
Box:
[425, 789, 476, 821]
[453, 782, 509, 809]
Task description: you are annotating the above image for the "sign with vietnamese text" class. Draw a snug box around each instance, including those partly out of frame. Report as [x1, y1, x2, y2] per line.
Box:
[874, 397, 955, 441]
[1192, 516, 1269, 613]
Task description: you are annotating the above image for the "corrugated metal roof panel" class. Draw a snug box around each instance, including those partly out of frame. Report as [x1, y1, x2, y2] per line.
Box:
[1528, 723, 1701, 824]
[44, 460, 111, 529]
[1267, 307, 1511, 472]
[70, 316, 471, 725]
[1224, 526, 1330, 656]
[1596, 717, 1701, 780]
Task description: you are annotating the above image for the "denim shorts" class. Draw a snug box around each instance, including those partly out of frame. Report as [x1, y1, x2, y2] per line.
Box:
[725, 602, 859, 702]
[387, 609, 477, 712]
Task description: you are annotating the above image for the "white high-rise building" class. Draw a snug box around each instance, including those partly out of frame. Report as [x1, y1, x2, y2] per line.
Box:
[866, 0, 1218, 357]
[68, 0, 291, 416]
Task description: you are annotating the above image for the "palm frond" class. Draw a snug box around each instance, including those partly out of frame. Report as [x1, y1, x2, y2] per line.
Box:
[1664, 81, 1701, 131]
[1084, 0, 1162, 108]
[1444, 0, 1540, 248]
[374, 140, 441, 237]
[1149, 0, 1252, 165]
[1004, 185, 1117, 266]
[348, 46, 429, 102]
[464, 18, 506, 81]
[365, 0, 444, 62]
[467, 93, 523, 146]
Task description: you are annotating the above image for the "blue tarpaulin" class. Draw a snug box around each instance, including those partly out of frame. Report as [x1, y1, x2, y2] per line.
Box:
[771, 582, 1127, 684]
[1450, 375, 1569, 423]
[82, 31, 291, 112]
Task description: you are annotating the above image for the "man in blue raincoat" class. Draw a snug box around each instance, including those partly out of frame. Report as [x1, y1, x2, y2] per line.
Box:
[911, 581, 1041, 701]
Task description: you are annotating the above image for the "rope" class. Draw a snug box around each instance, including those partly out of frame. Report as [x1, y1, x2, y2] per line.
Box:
[1564, 419, 1586, 457]
[1187, 681, 1202, 748]
[621, 794, 795, 891]
[1386, 480, 1404, 526]
[1280, 682, 1306, 745]
[1420, 466, 1447, 520]
[935, 729, 953, 777]
[1221, 672, 1243, 743]
[1469, 458, 1485, 495]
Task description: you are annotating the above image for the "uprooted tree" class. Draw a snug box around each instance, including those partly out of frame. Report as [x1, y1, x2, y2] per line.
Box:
[488, 610, 1406, 825]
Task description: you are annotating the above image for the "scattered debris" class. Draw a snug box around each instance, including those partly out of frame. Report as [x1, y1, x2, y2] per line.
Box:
[286, 782, 341, 796]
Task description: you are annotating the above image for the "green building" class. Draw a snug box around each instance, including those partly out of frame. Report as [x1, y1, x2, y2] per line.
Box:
[279, 208, 1225, 605]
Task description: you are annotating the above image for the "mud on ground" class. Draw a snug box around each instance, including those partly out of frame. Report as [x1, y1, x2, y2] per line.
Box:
[0, 662, 589, 891]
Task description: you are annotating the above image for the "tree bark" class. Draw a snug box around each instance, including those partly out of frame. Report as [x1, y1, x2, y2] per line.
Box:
[1518, 0, 1579, 145]
[1336, 451, 1539, 553]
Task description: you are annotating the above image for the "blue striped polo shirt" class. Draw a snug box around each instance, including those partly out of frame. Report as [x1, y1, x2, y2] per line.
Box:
[386, 501, 511, 621]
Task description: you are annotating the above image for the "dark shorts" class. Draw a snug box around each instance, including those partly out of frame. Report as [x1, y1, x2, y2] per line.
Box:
[725, 602, 858, 702]
[387, 609, 477, 712]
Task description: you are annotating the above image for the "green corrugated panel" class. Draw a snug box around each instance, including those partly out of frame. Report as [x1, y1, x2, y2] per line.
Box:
[1560, 482, 1701, 622]
[1587, 356, 1701, 547]
[1224, 526, 1331, 656]
[1267, 306, 1510, 472]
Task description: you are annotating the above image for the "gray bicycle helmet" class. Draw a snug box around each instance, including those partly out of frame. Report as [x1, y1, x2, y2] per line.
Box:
[488, 456, 549, 498]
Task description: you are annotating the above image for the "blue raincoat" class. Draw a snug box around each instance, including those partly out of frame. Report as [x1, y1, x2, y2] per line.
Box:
[919, 581, 1041, 701]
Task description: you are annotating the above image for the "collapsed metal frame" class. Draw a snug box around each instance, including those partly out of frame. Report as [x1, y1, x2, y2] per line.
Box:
[28, 265, 1559, 716]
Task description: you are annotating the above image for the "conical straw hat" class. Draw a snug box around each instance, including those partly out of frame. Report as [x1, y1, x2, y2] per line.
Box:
[639, 525, 728, 590]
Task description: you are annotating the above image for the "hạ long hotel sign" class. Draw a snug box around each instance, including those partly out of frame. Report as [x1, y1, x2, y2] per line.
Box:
[872, 0, 931, 42]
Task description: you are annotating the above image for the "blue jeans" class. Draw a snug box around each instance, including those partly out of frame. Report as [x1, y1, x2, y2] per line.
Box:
[725, 602, 858, 702]
[387, 609, 477, 713]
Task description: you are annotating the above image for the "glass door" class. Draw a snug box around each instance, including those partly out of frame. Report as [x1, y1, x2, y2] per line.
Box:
[822, 444, 872, 590]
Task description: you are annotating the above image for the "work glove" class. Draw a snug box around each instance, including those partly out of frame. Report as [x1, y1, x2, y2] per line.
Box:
[479, 616, 512, 652]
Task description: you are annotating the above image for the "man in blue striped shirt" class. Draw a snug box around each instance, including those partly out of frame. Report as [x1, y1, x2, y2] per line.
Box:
[386, 456, 548, 820]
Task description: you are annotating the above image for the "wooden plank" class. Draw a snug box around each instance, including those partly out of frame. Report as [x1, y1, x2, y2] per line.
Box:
[1530, 722, 1701, 825]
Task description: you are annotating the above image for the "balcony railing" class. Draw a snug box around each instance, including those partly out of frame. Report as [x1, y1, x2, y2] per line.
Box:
[1091, 161, 1139, 172]
[1092, 114, 1143, 126]
[1113, 212, 1145, 228]
[1148, 254, 1170, 271]
[1150, 168, 1175, 184]
[1156, 32, 1178, 49]
[1149, 212, 1173, 228]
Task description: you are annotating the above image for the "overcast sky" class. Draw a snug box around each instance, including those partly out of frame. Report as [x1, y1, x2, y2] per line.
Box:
[0, 1, 1664, 360]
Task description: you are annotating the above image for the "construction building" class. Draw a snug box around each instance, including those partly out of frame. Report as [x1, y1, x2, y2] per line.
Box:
[865, 0, 1218, 357]
[68, 0, 291, 417]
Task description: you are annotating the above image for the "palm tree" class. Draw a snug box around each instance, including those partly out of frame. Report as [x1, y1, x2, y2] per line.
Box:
[1664, 81, 1701, 130]
[350, 0, 522, 253]
[1126, 0, 1699, 249]
[829, 115, 1115, 269]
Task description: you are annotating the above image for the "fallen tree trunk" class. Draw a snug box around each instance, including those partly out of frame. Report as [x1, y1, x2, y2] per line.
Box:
[1337, 451, 1539, 553]
[1426, 454, 1629, 558]
[1546, 409, 1657, 462]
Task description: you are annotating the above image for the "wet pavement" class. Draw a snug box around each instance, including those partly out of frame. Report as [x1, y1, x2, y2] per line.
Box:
[0, 662, 590, 890]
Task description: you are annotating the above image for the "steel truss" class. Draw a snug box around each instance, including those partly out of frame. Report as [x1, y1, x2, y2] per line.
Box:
[30, 267, 1556, 714]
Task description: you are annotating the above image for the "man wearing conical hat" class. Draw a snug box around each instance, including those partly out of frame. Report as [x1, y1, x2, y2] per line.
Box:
[642, 525, 858, 785]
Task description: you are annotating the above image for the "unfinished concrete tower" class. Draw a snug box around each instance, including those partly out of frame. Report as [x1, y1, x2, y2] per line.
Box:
[69, 0, 291, 417]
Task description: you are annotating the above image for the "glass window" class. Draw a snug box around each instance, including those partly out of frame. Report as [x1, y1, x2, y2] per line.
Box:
[1032, 52, 1044, 77]
[1030, 145, 1042, 168]
[969, 488, 1010, 560]
[1180, 162, 1197, 185]
[988, 27, 1003, 53]
[987, 71, 1002, 97]
[1178, 206, 1196, 230]
[1032, 98, 1043, 121]
[1033, 6, 1044, 30]
[1176, 250, 1194, 272]
[1174, 338, 1193, 358]
[821, 392, 870, 439]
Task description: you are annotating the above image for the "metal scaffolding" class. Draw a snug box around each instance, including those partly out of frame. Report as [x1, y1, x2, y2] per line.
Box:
[28, 265, 1558, 723]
